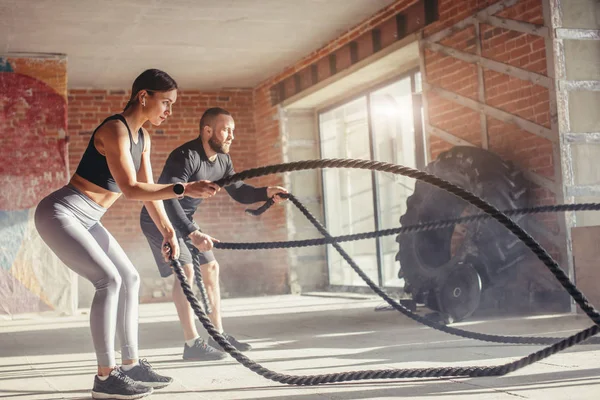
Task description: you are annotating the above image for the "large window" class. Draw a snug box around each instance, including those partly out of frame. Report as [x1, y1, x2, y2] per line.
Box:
[319, 71, 423, 288]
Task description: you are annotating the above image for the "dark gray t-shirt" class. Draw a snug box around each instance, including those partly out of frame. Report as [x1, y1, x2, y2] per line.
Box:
[140, 138, 268, 236]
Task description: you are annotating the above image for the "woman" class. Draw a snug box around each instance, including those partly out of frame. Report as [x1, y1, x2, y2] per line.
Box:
[35, 69, 220, 400]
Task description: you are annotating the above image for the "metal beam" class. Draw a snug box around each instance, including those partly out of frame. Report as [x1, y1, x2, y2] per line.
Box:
[426, 0, 519, 43]
[566, 185, 600, 197]
[427, 124, 477, 147]
[556, 28, 600, 40]
[425, 41, 552, 88]
[428, 124, 558, 193]
[542, 0, 571, 292]
[483, 15, 549, 37]
[425, 83, 556, 142]
[560, 140, 576, 194]
[419, 32, 432, 165]
[474, 22, 489, 149]
[554, 40, 570, 133]
[559, 80, 600, 91]
[522, 170, 558, 193]
[564, 132, 600, 144]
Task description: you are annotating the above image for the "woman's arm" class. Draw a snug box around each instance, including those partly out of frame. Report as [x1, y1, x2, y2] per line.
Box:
[137, 131, 174, 236]
[101, 122, 219, 201]
[137, 131, 180, 260]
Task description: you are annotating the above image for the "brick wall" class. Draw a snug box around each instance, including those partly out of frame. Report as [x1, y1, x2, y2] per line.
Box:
[64, 0, 562, 302]
[421, 0, 565, 304]
[68, 89, 289, 301]
[253, 0, 555, 207]
[252, 0, 562, 295]
[423, 0, 560, 259]
[252, 0, 553, 184]
[250, 0, 420, 293]
[1, 55, 77, 315]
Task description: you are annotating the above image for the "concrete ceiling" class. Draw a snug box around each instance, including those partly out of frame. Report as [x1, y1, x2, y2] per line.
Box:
[0, 0, 397, 90]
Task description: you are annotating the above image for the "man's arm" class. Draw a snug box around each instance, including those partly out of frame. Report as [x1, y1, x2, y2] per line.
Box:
[152, 148, 219, 252]
[223, 158, 270, 204]
[224, 181, 269, 204]
[159, 149, 200, 237]
[224, 162, 288, 204]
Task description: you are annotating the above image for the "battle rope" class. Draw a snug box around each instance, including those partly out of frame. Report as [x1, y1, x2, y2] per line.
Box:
[170, 158, 600, 384]
[187, 243, 212, 314]
[243, 193, 600, 346]
[171, 253, 599, 384]
[217, 202, 600, 250]
[212, 159, 600, 324]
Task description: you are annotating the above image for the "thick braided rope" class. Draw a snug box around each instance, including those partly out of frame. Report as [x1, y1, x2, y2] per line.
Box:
[186, 243, 213, 314]
[166, 159, 600, 384]
[173, 251, 599, 383]
[283, 194, 600, 378]
[284, 194, 600, 346]
[217, 203, 600, 250]
[213, 159, 600, 328]
[234, 198, 600, 345]
[214, 160, 600, 344]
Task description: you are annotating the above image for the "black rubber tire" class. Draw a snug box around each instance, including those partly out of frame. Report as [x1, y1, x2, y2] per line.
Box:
[433, 262, 482, 322]
[396, 146, 530, 319]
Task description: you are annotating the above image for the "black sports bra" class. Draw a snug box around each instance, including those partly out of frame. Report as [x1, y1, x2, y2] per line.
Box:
[74, 114, 144, 193]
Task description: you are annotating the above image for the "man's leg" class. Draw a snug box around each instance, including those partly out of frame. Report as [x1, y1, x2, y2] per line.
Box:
[200, 260, 223, 333]
[172, 262, 202, 341]
[171, 261, 227, 361]
[197, 257, 252, 352]
[139, 216, 226, 361]
[140, 220, 196, 341]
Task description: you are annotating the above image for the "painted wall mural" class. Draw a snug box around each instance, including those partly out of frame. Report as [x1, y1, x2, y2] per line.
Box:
[0, 54, 76, 315]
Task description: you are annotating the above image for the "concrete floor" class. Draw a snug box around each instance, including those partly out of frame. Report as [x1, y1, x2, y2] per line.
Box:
[1, 294, 600, 399]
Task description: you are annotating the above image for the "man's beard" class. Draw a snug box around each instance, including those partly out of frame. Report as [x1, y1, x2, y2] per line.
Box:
[208, 136, 230, 154]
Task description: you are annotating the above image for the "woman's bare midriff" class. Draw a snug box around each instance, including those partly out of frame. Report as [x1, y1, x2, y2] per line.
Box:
[69, 174, 122, 209]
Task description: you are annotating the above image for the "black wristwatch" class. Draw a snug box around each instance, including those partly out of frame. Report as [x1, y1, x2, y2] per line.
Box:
[173, 183, 185, 199]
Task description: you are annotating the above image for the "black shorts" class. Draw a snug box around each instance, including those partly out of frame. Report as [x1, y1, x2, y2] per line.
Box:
[140, 217, 216, 278]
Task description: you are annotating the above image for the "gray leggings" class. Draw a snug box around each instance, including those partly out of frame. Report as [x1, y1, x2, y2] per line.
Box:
[35, 184, 139, 367]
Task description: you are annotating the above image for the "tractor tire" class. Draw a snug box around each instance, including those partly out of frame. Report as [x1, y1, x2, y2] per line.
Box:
[396, 146, 530, 321]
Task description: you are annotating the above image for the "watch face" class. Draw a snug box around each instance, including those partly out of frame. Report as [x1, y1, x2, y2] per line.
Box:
[174, 183, 185, 195]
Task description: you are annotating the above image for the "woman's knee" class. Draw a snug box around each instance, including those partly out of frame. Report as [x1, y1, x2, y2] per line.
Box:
[122, 269, 141, 291]
[94, 272, 122, 293]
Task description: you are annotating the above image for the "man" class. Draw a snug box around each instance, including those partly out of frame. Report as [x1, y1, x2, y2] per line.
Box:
[140, 107, 287, 361]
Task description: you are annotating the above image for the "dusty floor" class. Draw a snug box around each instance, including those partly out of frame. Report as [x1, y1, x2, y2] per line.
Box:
[1, 294, 599, 399]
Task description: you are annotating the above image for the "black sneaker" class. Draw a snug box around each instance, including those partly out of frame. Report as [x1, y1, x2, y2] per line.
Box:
[121, 359, 173, 389]
[91, 368, 153, 399]
[208, 332, 252, 352]
[183, 338, 227, 361]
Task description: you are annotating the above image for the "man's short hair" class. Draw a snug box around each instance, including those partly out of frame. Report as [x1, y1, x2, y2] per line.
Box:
[199, 107, 231, 132]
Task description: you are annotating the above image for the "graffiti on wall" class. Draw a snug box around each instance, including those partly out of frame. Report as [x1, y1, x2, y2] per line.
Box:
[0, 54, 75, 315]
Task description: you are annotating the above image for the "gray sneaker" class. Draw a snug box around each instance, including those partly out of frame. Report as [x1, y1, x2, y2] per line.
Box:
[91, 368, 153, 399]
[121, 359, 173, 389]
[208, 332, 252, 352]
[183, 338, 227, 361]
